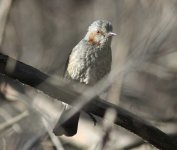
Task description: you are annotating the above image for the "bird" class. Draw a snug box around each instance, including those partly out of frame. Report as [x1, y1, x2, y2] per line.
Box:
[53, 20, 116, 136]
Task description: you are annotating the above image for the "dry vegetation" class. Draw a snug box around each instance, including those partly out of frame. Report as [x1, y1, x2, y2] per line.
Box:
[0, 0, 177, 149]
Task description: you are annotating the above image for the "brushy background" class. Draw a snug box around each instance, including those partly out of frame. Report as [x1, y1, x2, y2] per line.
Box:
[1, 0, 177, 149]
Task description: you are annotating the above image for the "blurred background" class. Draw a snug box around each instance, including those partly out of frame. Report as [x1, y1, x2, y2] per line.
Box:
[1, 0, 177, 149]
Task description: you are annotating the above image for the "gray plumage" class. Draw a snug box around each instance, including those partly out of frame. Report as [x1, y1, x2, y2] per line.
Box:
[65, 39, 112, 85]
[53, 20, 116, 136]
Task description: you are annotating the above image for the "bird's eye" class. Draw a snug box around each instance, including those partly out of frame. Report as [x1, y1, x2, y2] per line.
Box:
[97, 30, 100, 34]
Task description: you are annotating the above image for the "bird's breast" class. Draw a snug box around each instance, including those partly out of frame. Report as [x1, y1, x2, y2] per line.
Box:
[66, 42, 112, 85]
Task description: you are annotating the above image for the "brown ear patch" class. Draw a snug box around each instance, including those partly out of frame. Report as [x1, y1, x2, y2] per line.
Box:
[88, 31, 104, 46]
[88, 31, 97, 45]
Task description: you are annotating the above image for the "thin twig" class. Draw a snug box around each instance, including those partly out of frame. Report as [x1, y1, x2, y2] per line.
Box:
[42, 118, 65, 150]
[0, 0, 13, 45]
[0, 111, 29, 131]
[95, 109, 117, 150]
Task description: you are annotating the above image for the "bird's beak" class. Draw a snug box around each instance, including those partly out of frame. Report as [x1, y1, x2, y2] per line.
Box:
[108, 32, 117, 37]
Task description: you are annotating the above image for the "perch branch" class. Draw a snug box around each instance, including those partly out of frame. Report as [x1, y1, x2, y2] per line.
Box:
[0, 52, 177, 150]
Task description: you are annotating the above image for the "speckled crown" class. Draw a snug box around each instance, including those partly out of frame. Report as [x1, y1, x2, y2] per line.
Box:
[88, 20, 113, 32]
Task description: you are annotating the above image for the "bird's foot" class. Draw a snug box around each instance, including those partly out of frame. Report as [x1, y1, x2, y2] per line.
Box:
[88, 113, 97, 126]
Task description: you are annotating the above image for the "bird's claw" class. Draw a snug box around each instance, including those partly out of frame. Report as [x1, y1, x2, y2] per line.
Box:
[88, 113, 97, 126]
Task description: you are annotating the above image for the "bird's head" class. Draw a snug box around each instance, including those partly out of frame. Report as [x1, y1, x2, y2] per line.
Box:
[84, 20, 116, 47]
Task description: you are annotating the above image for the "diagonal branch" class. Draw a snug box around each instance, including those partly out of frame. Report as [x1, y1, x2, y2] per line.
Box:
[0, 52, 177, 150]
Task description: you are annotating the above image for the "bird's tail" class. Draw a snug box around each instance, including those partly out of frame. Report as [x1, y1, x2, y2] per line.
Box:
[53, 107, 80, 136]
